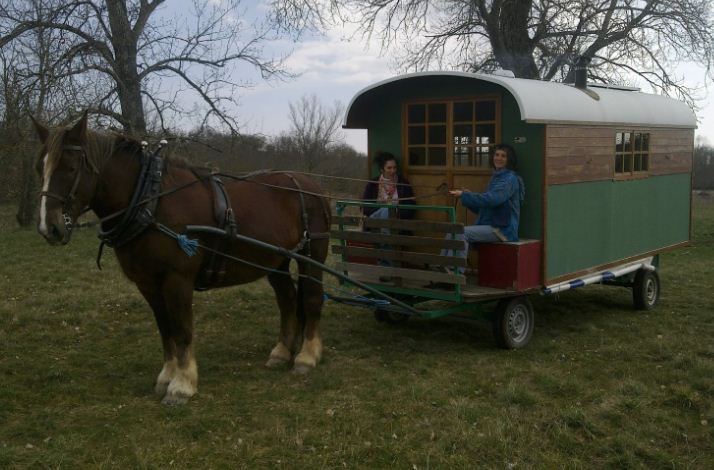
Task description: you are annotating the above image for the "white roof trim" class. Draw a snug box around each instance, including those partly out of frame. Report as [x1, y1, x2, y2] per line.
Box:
[343, 71, 697, 129]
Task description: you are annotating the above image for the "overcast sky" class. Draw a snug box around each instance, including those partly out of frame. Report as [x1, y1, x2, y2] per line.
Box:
[227, 5, 713, 154]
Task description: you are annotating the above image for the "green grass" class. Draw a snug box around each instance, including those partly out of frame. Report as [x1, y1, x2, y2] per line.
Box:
[1, 197, 712, 468]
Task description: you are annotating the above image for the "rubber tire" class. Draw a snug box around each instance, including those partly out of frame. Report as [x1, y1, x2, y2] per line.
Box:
[493, 296, 534, 349]
[374, 308, 409, 325]
[633, 269, 660, 310]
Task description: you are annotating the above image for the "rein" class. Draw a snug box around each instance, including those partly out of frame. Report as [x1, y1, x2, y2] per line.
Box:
[216, 171, 448, 203]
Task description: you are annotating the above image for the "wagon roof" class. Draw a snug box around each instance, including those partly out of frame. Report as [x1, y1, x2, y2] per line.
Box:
[343, 71, 697, 129]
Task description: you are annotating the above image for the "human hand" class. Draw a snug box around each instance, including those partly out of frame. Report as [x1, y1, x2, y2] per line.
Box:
[449, 189, 464, 197]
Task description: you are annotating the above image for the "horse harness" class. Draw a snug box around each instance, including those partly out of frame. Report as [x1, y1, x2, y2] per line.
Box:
[67, 143, 327, 288]
[193, 170, 329, 290]
[193, 171, 237, 290]
[97, 147, 165, 250]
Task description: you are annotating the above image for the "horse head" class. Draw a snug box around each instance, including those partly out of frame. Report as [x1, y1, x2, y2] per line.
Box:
[33, 112, 99, 245]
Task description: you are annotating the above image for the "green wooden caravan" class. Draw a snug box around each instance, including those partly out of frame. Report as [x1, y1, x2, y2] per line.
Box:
[332, 71, 695, 348]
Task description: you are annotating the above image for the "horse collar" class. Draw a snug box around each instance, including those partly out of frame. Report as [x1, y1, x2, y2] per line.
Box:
[96, 149, 164, 250]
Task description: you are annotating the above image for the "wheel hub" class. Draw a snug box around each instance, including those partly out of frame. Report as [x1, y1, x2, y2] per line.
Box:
[645, 278, 657, 304]
[508, 306, 529, 340]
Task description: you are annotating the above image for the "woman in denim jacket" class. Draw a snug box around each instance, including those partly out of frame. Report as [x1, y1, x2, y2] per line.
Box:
[446, 144, 525, 271]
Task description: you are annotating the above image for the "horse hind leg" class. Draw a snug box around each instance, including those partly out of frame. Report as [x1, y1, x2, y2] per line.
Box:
[293, 261, 325, 375]
[265, 259, 300, 368]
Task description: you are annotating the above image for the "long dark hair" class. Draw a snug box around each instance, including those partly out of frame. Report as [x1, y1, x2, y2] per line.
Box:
[374, 151, 398, 172]
[489, 144, 518, 170]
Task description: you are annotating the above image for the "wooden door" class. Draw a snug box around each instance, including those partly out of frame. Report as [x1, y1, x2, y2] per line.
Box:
[401, 97, 501, 226]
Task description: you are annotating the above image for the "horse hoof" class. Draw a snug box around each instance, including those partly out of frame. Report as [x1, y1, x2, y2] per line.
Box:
[292, 362, 314, 375]
[161, 394, 190, 406]
[265, 356, 289, 369]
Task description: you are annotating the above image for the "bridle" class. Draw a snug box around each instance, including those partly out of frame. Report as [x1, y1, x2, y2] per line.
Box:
[39, 144, 99, 234]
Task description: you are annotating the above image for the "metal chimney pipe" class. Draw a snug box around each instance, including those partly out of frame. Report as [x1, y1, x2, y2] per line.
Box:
[574, 56, 591, 89]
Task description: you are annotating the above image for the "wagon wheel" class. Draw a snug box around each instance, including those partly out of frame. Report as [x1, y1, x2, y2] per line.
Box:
[492, 296, 534, 349]
[374, 308, 409, 325]
[632, 269, 660, 310]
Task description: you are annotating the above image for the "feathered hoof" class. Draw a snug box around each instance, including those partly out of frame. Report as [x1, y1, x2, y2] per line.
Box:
[161, 394, 190, 406]
[154, 381, 169, 397]
[265, 356, 290, 369]
[292, 362, 314, 375]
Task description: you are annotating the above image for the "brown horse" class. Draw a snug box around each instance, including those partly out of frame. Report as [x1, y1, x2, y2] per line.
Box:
[33, 114, 331, 405]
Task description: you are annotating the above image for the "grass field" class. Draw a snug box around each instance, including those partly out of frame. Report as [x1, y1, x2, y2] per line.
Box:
[0, 196, 712, 468]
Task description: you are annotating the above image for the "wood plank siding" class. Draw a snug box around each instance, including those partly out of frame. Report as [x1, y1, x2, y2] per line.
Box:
[546, 126, 694, 185]
[649, 129, 695, 176]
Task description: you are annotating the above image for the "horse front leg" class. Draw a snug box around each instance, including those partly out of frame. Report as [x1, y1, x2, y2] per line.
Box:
[293, 263, 325, 374]
[138, 285, 176, 397]
[159, 272, 198, 405]
[265, 259, 299, 368]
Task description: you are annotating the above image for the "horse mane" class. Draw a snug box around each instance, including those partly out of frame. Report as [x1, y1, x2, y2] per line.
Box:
[43, 123, 202, 177]
[97, 132, 197, 171]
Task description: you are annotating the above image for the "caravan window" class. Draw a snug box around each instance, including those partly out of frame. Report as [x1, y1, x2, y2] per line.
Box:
[406, 99, 498, 169]
[615, 131, 650, 178]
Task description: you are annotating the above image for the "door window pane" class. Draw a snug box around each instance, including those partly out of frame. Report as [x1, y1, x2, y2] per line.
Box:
[476, 101, 496, 120]
[408, 126, 425, 145]
[475, 146, 491, 167]
[429, 125, 447, 145]
[408, 104, 426, 124]
[409, 148, 426, 166]
[475, 124, 495, 143]
[428, 103, 447, 122]
[453, 124, 472, 145]
[453, 146, 472, 167]
[429, 147, 446, 166]
[453, 102, 473, 122]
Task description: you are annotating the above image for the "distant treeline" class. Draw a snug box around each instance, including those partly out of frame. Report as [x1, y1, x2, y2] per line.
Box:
[0, 125, 368, 226]
[161, 129, 369, 198]
[694, 144, 714, 190]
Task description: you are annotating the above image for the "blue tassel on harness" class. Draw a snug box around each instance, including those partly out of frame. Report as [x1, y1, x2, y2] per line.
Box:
[176, 234, 199, 257]
[154, 223, 200, 258]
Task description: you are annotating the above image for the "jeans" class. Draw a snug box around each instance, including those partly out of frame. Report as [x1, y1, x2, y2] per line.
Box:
[441, 225, 502, 273]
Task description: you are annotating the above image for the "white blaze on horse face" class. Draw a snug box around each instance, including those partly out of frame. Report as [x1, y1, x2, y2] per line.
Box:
[38, 154, 51, 235]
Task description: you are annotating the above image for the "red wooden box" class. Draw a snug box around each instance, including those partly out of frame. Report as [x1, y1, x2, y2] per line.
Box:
[477, 239, 542, 290]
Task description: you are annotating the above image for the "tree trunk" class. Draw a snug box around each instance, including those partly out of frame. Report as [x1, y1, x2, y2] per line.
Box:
[488, 0, 539, 78]
[106, 0, 147, 135]
[15, 145, 37, 227]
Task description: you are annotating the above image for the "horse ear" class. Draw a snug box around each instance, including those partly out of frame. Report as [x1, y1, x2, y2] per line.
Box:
[67, 111, 89, 143]
[30, 115, 49, 144]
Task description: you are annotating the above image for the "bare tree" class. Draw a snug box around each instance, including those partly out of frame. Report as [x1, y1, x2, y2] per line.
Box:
[287, 94, 344, 172]
[0, 0, 319, 136]
[341, 0, 714, 106]
[0, 20, 76, 225]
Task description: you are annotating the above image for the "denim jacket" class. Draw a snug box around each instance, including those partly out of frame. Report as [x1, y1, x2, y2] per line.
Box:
[459, 169, 525, 241]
